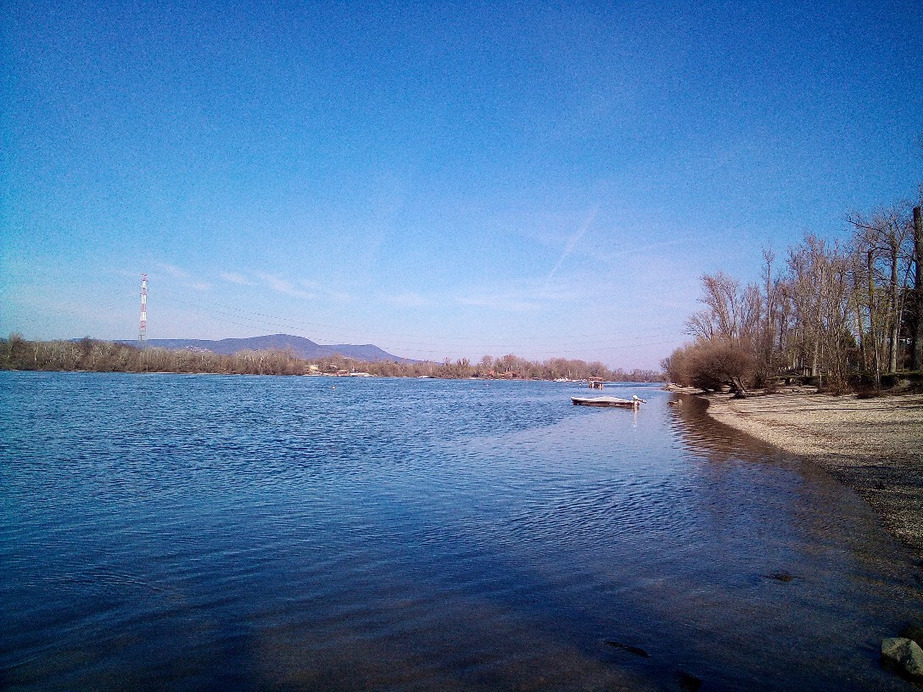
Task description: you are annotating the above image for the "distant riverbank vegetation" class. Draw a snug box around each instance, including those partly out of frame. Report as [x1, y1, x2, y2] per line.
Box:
[0, 335, 661, 382]
[664, 193, 923, 395]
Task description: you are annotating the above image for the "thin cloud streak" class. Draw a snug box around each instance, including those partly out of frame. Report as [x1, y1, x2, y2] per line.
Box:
[154, 263, 211, 291]
[600, 238, 691, 261]
[456, 294, 540, 312]
[221, 272, 255, 286]
[257, 272, 315, 299]
[380, 292, 433, 308]
[156, 263, 190, 280]
[220, 270, 353, 302]
[545, 205, 598, 287]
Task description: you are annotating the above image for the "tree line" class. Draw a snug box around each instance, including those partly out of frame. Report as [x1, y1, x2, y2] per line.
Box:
[663, 192, 923, 393]
[0, 335, 661, 382]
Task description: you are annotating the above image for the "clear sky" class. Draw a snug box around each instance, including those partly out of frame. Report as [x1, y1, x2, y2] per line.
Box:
[2, 0, 921, 370]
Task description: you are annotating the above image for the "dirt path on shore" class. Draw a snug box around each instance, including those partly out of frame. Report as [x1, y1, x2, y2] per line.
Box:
[697, 389, 923, 559]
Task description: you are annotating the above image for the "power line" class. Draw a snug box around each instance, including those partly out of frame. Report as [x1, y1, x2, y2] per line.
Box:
[155, 286, 681, 349]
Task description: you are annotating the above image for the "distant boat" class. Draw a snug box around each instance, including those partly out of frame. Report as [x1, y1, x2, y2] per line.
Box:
[571, 395, 645, 408]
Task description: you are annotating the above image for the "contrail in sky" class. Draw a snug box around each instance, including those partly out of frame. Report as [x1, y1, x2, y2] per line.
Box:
[545, 205, 598, 287]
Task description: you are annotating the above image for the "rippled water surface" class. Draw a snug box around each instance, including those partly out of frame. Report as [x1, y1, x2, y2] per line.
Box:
[1, 372, 920, 690]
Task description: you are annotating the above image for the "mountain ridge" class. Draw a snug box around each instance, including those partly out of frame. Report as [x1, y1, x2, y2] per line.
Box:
[120, 334, 414, 363]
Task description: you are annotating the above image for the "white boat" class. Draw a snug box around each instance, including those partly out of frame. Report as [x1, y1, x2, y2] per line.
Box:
[571, 395, 645, 408]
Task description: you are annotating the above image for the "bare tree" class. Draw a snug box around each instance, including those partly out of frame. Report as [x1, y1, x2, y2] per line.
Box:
[848, 205, 917, 373]
[913, 204, 923, 370]
[785, 235, 853, 389]
[685, 272, 761, 346]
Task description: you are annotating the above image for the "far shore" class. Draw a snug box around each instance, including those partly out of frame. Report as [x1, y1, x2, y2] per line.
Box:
[684, 386, 923, 560]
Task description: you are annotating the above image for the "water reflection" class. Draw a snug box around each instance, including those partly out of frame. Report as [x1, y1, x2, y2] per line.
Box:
[666, 393, 783, 463]
[665, 391, 922, 684]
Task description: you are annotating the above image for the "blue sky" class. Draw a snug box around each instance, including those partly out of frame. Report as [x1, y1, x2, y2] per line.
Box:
[2, 0, 921, 369]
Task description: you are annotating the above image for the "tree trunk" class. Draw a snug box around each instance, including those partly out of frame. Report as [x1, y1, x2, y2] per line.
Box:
[730, 376, 748, 398]
[851, 266, 868, 371]
[868, 250, 881, 386]
[888, 237, 900, 372]
[913, 206, 923, 370]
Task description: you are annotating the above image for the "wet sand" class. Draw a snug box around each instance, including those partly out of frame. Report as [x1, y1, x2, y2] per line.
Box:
[695, 388, 923, 559]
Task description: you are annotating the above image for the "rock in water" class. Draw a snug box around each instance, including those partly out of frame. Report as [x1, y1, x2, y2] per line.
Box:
[881, 637, 923, 682]
[603, 640, 650, 657]
[677, 670, 703, 690]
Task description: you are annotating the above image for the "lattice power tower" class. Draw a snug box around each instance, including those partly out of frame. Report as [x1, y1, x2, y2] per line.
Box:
[139, 274, 148, 343]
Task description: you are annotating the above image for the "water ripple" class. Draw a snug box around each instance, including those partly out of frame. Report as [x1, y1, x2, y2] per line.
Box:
[1, 374, 919, 690]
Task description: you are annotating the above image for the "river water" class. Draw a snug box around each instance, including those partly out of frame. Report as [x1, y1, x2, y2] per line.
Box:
[1, 372, 920, 690]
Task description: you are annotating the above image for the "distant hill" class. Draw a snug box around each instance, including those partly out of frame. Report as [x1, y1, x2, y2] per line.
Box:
[121, 334, 414, 363]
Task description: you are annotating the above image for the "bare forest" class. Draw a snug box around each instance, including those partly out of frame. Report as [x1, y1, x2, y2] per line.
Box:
[0, 335, 661, 383]
[664, 194, 923, 394]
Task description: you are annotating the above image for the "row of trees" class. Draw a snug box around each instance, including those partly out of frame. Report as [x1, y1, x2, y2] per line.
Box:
[0, 335, 662, 382]
[664, 194, 923, 393]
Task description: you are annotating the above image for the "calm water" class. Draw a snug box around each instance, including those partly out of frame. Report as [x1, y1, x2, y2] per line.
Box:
[1, 372, 920, 690]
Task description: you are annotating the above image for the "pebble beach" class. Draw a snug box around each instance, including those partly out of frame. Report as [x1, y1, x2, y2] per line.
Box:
[698, 388, 923, 560]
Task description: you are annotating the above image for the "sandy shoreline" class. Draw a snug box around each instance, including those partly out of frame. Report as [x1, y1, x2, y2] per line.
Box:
[691, 388, 923, 560]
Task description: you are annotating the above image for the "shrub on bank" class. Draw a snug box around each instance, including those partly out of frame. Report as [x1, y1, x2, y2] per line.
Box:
[662, 339, 755, 394]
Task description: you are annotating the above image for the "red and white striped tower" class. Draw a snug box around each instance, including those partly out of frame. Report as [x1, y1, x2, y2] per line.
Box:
[138, 274, 148, 343]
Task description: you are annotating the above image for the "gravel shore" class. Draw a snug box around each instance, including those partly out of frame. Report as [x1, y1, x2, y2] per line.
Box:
[698, 388, 923, 559]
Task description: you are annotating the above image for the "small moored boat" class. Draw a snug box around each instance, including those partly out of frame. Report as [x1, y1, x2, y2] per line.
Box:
[571, 395, 645, 408]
